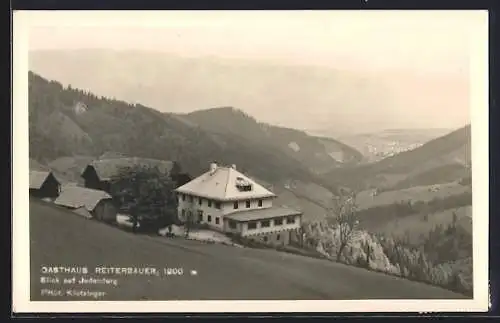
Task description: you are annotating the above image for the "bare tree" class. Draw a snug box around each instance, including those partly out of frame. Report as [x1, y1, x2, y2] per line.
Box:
[327, 190, 359, 261]
[361, 239, 373, 269]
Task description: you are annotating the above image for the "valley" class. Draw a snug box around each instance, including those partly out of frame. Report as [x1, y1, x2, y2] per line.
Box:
[27, 70, 473, 297]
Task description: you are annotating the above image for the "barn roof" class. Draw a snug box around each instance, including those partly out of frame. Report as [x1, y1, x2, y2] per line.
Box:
[29, 170, 53, 189]
[175, 164, 276, 201]
[54, 186, 112, 212]
[224, 206, 302, 222]
[84, 157, 174, 181]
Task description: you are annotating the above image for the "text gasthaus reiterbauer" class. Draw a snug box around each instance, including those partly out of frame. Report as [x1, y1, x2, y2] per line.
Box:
[40, 266, 186, 276]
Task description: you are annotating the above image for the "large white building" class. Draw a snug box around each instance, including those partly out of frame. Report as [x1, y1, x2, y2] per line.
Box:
[174, 163, 302, 245]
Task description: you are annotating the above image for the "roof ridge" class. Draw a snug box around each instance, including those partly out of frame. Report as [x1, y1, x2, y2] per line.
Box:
[223, 167, 231, 197]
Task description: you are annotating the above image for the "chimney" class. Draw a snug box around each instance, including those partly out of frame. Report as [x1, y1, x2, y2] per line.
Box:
[231, 164, 236, 170]
[209, 162, 217, 175]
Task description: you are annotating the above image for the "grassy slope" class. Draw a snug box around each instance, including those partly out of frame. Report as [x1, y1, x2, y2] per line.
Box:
[356, 182, 471, 211]
[29, 199, 466, 300]
[359, 205, 472, 244]
[355, 181, 472, 243]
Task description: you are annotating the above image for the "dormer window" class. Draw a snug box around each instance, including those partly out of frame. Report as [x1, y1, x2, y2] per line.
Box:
[235, 177, 252, 192]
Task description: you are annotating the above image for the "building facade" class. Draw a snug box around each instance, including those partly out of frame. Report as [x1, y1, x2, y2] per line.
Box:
[29, 170, 61, 199]
[175, 163, 302, 245]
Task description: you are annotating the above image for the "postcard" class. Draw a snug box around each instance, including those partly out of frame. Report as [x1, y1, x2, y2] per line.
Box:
[12, 10, 489, 313]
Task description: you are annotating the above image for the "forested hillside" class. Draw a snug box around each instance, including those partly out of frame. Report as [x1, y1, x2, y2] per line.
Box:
[28, 71, 337, 191]
[180, 107, 363, 174]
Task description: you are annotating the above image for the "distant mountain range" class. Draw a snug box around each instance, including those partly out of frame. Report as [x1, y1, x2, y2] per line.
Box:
[315, 128, 456, 163]
[28, 49, 470, 134]
[28, 71, 471, 220]
[323, 125, 471, 191]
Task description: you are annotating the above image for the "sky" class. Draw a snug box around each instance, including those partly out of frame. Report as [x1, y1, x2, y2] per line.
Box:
[25, 10, 485, 76]
[18, 10, 488, 132]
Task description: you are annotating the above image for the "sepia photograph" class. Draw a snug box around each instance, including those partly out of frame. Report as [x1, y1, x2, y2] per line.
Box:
[12, 10, 489, 313]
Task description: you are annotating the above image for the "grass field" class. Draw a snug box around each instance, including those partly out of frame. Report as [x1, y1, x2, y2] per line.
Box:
[356, 182, 471, 210]
[28, 198, 466, 301]
[359, 206, 472, 244]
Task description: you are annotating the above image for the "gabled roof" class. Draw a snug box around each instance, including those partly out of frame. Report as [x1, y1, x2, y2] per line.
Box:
[224, 206, 302, 222]
[83, 157, 174, 181]
[29, 170, 56, 189]
[54, 186, 112, 212]
[175, 165, 276, 201]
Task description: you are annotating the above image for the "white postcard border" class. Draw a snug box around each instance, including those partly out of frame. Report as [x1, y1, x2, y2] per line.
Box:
[12, 10, 490, 313]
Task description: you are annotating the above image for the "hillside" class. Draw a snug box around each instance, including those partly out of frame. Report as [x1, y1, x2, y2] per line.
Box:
[30, 198, 466, 300]
[28, 72, 344, 221]
[28, 49, 470, 134]
[29, 72, 321, 183]
[323, 125, 471, 191]
[179, 107, 363, 173]
[330, 128, 455, 163]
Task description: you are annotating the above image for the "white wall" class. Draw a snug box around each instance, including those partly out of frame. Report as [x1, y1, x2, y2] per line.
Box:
[177, 194, 224, 230]
[241, 214, 302, 237]
[221, 197, 273, 215]
[177, 193, 298, 234]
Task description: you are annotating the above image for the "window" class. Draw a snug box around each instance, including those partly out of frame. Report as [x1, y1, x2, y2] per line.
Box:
[208, 200, 212, 207]
[277, 234, 281, 241]
[263, 236, 268, 242]
[182, 194, 186, 201]
[215, 202, 221, 209]
[245, 200, 251, 208]
[197, 210, 203, 222]
[229, 220, 237, 229]
[261, 220, 270, 228]
[199, 198, 203, 205]
[189, 196, 193, 202]
[215, 217, 220, 225]
[207, 215, 212, 223]
[286, 216, 296, 224]
[258, 199, 263, 207]
[247, 222, 257, 230]
[274, 218, 283, 226]
[181, 209, 186, 217]
[233, 201, 239, 209]
[236, 184, 252, 192]
[235, 177, 253, 192]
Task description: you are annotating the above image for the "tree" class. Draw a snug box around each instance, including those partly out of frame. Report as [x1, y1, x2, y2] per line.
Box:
[170, 161, 192, 188]
[110, 164, 178, 233]
[361, 239, 373, 269]
[326, 191, 359, 261]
